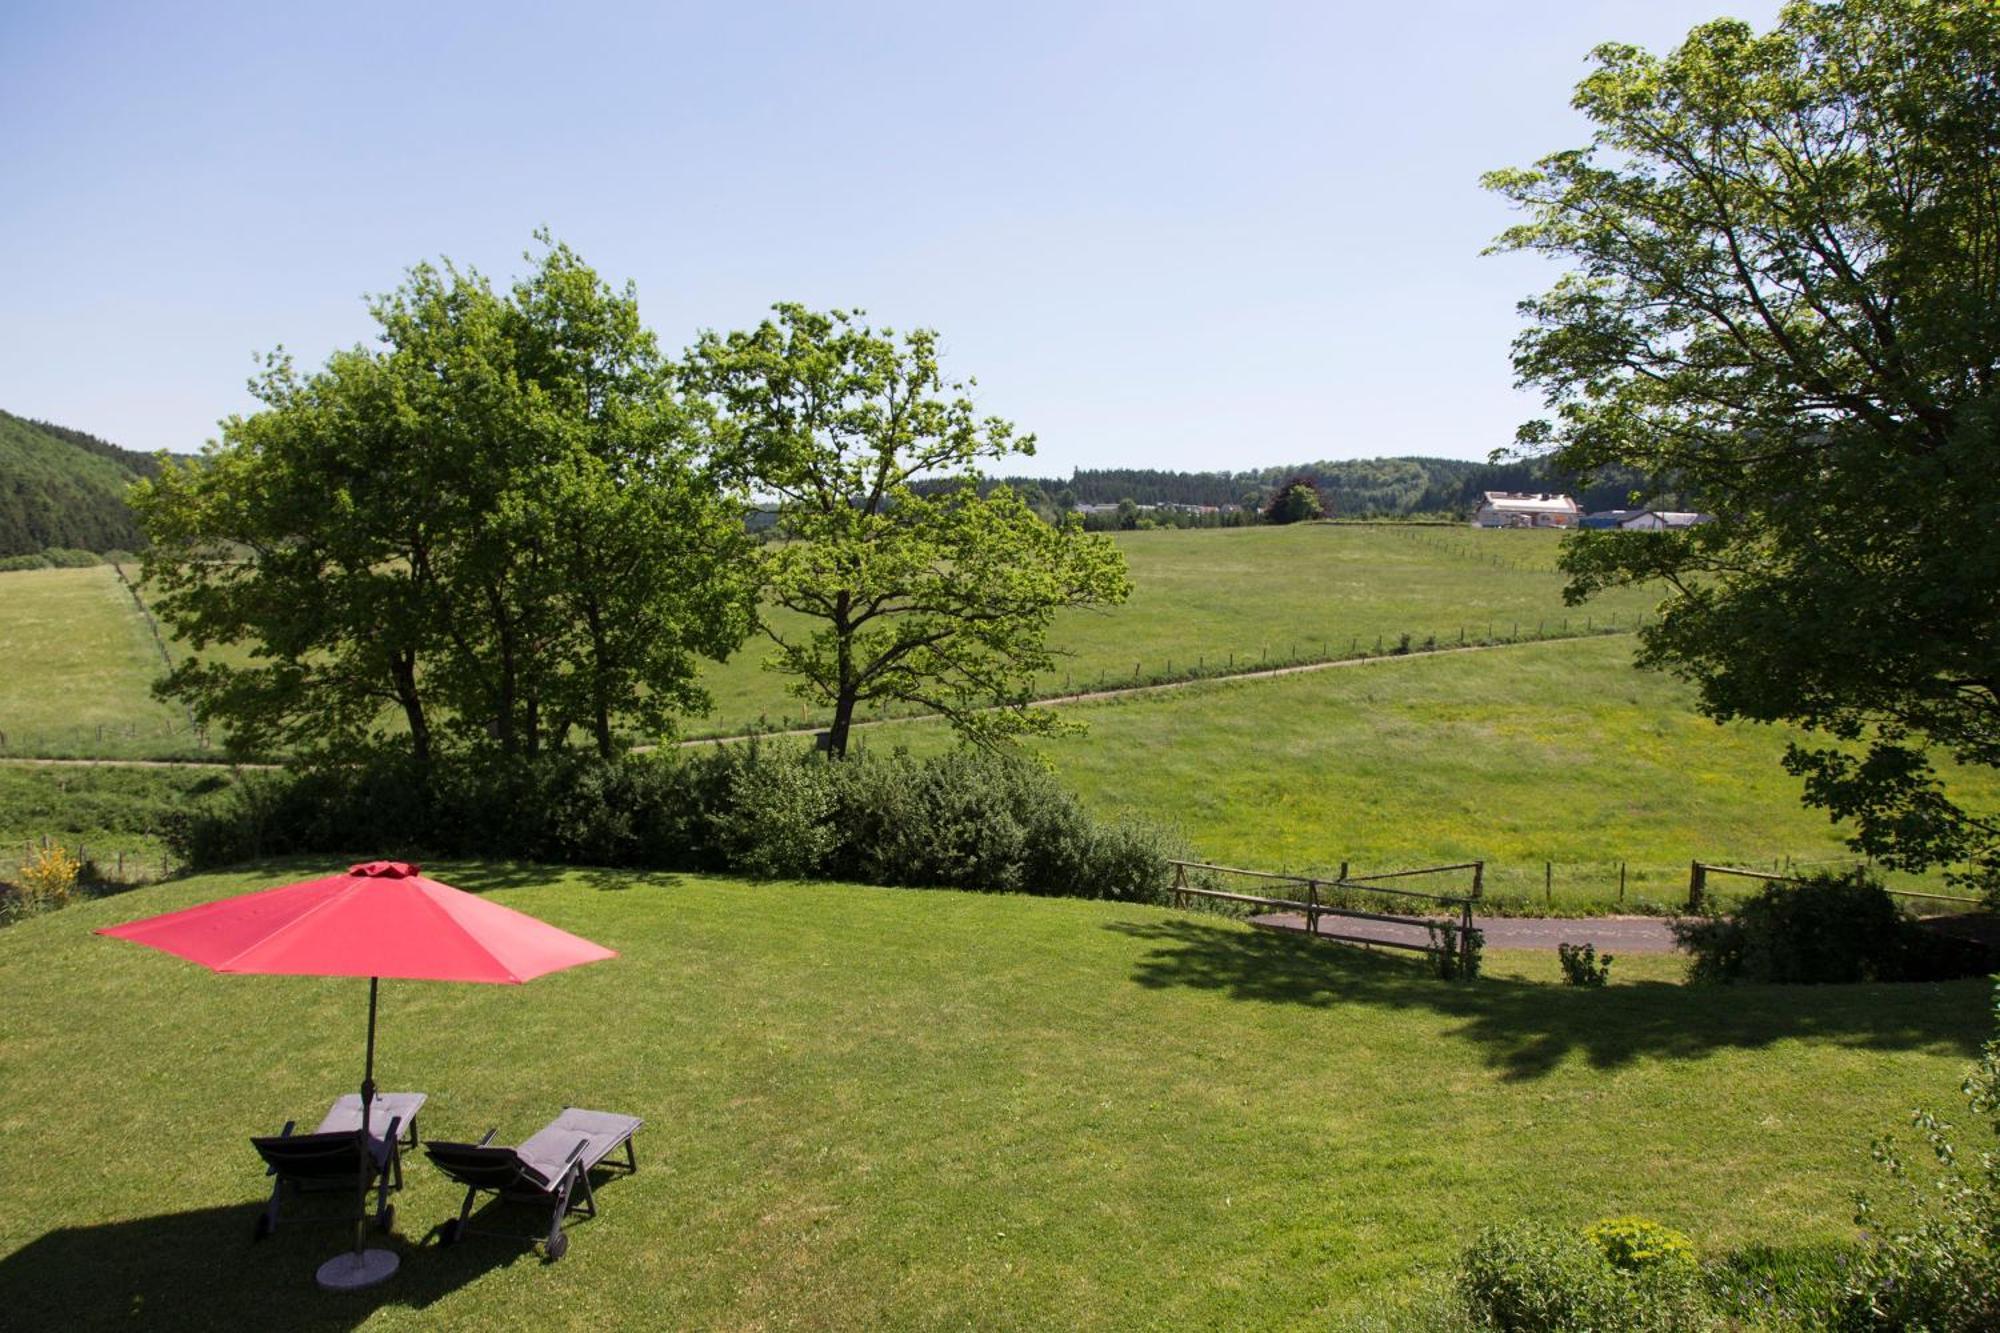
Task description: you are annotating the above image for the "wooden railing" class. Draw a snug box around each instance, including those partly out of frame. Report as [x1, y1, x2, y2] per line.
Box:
[1166, 859, 1483, 973]
[1686, 862, 1985, 912]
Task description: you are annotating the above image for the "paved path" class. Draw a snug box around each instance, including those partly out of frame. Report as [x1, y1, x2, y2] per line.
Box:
[1250, 911, 1679, 954]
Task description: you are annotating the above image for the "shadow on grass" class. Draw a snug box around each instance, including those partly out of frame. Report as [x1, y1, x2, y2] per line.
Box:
[1107, 917, 1989, 1081]
[0, 1201, 523, 1331]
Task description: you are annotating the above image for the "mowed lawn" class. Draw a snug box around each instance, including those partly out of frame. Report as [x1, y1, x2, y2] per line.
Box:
[0, 566, 198, 758]
[0, 864, 1987, 1329]
[862, 636, 1998, 909]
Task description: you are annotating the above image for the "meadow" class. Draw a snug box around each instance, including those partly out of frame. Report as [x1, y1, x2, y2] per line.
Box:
[0, 863, 1986, 1329]
[0, 526, 1659, 757]
[858, 636, 1996, 911]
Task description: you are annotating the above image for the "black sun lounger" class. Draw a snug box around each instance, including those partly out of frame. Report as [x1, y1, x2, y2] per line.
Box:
[425, 1108, 642, 1260]
[250, 1092, 427, 1241]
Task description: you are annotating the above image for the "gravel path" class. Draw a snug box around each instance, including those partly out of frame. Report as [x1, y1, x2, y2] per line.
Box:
[1250, 911, 1679, 954]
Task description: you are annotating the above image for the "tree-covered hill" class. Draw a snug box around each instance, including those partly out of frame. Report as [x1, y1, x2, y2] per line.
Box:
[0, 411, 161, 556]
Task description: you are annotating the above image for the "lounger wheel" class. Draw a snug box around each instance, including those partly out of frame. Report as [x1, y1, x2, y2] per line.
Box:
[545, 1230, 569, 1261]
[252, 1213, 273, 1242]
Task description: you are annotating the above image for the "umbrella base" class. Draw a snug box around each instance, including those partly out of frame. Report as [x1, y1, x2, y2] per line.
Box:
[315, 1247, 399, 1291]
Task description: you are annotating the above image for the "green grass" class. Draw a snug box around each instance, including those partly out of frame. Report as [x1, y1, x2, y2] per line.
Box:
[0, 566, 204, 759]
[0, 764, 244, 878]
[0, 864, 1985, 1328]
[859, 636, 1997, 912]
[690, 523, 1661, 737]
[1, 524, 1655, 757]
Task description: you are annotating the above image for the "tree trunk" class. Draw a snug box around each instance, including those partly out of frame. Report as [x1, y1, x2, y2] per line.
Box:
[826, 687, 858, 759]
[391, 653, 430, 767]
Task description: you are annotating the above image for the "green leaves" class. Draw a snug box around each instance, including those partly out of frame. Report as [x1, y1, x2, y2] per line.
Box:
[689, 306, 1130, 755]
[134, 238, 755, 764]
[1487, 0, 2000, 895]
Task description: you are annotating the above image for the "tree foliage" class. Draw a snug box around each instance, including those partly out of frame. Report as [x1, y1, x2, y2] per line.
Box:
[1262, 476, 1327, 524]
[1487, 0, 2000, 894]
[133, 237, 754, 764]
[689, 305, 1131, 757]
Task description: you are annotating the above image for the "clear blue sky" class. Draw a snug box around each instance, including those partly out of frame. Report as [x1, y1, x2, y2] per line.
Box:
[0, 1, 1777, 476]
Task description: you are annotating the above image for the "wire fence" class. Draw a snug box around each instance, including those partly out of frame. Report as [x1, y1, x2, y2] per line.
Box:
[3, 835, 181, 890]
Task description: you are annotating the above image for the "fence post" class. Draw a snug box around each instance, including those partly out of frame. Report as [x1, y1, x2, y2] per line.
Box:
[1306, 880, 1319, 937]
[1471, 861, 1484, 899]
[1545, 862, 1552, 908]
[1688, 861, 1706, 912]
[1338, 860, 1350, 884]
[1171, 861, 1187, 909]
[1618, 861, 1626, 904]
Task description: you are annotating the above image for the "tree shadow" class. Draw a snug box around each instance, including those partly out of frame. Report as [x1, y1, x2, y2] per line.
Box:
[1106, 918, 1988, 1081]
[0, 1200, 519, 1331]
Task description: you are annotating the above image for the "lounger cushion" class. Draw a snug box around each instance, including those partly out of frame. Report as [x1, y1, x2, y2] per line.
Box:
[252, 1130, 390, 1177]
[316, 1092, 426, 1140]
[517, 1109, 643, 1188]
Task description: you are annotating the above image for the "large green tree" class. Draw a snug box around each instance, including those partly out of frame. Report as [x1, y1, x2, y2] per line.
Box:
[134, 238, 754, 763]
[1486, 0, 2000, 893]
[689, 305, 1131, 757]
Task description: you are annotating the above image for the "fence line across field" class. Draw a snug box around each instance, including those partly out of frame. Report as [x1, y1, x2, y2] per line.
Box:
[1167, 858, 1482, 974]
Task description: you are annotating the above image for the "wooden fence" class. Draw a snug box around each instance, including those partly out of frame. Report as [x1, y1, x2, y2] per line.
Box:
[1686, 861, 1985, 913]
[1167, 858, 1483, 973]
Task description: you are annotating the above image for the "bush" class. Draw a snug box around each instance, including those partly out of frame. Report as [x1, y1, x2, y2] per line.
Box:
[40, 547, 100, 568]
[1841, 986, 2000, 1332]
[1670, 868, 1991, 984]
[1426, 921, 1484, 980]
[1455, 1221, 1710, 1332]
[167, 745, 1183, 902]
[15, 843, 80, 910]
[1585, 1217, 1695, 1276]
[1558, 942, 1614, 987]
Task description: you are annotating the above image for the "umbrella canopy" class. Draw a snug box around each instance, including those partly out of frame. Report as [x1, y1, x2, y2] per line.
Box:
[96, 860, 615, 1290]
[97, 860, 616, 981]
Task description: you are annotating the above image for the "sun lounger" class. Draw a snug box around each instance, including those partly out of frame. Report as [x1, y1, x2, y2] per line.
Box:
[250, 1092, 428, 1241]
[425, 1108, 642, 1260]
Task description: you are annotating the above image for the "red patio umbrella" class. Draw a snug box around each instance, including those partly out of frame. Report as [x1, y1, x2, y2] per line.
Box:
[97, 860, 615, 1289]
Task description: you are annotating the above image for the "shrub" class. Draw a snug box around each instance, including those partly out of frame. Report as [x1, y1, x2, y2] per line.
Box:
[167, 745, 1182, 903]
[0, 553, 50, 572]
[1427, 922, 1484, 980]
[40, 547, 101, 568]
[1585, 1217, 1695, 1276]
[1842, 986, 2000, 1332]
[18, 842, 81, 908]
[1557, 942, 1614, 987]
[1670, 868, 1990, 984]
[1455, 1221, 1709, 1331]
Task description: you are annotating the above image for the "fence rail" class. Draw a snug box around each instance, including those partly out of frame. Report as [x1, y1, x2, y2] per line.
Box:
[1687, 861, 1985, 913]
[1166, 858, 1483, 973]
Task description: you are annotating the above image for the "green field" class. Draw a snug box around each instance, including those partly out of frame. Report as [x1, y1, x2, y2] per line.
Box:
[860, 636, 1996, 911]
[0, 566, 203, 758]
[0, 525, 1658, 757]
[692, 524, 1660, 736]
[0, 864, 1984, 1328]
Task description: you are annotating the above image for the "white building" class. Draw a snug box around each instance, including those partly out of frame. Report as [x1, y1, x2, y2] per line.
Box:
[1618, 510, 1712, 530]
[1471, 492, 1580, 528]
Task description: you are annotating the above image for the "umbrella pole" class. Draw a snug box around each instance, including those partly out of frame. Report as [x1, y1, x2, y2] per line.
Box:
[319, 976, 398, 1289]
[356, 972, 378, 1248]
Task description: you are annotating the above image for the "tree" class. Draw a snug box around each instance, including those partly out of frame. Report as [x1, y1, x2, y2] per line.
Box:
[1486, 0, 2000, 894]
[133, 237, 754, 765]
[1263, 476, 1326, 524]
[688, 305, 1131, 757]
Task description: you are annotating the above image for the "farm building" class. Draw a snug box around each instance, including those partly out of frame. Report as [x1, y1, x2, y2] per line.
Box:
[1618, 510, 1712, 530]
[1471, 492, 1580, 528]
[1580, 509, 1640, 529]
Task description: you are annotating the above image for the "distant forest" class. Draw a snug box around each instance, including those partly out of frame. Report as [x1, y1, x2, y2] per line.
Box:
[966, 456, 1674, 519]
[0, 411, 162, 556]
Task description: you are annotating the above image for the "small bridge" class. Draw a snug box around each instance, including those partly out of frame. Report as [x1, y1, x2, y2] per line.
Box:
[1167, 859, 1483, 974]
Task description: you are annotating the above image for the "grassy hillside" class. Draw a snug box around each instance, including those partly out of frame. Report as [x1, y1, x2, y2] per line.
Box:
[0, 865, 1985, 1328]
[0, 411, 156, 556]
[862, 636, 1998, 910]
[0, 523, 1654, 757]
[0, 566, 201, 759]
[692, 524, 1660, 736]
